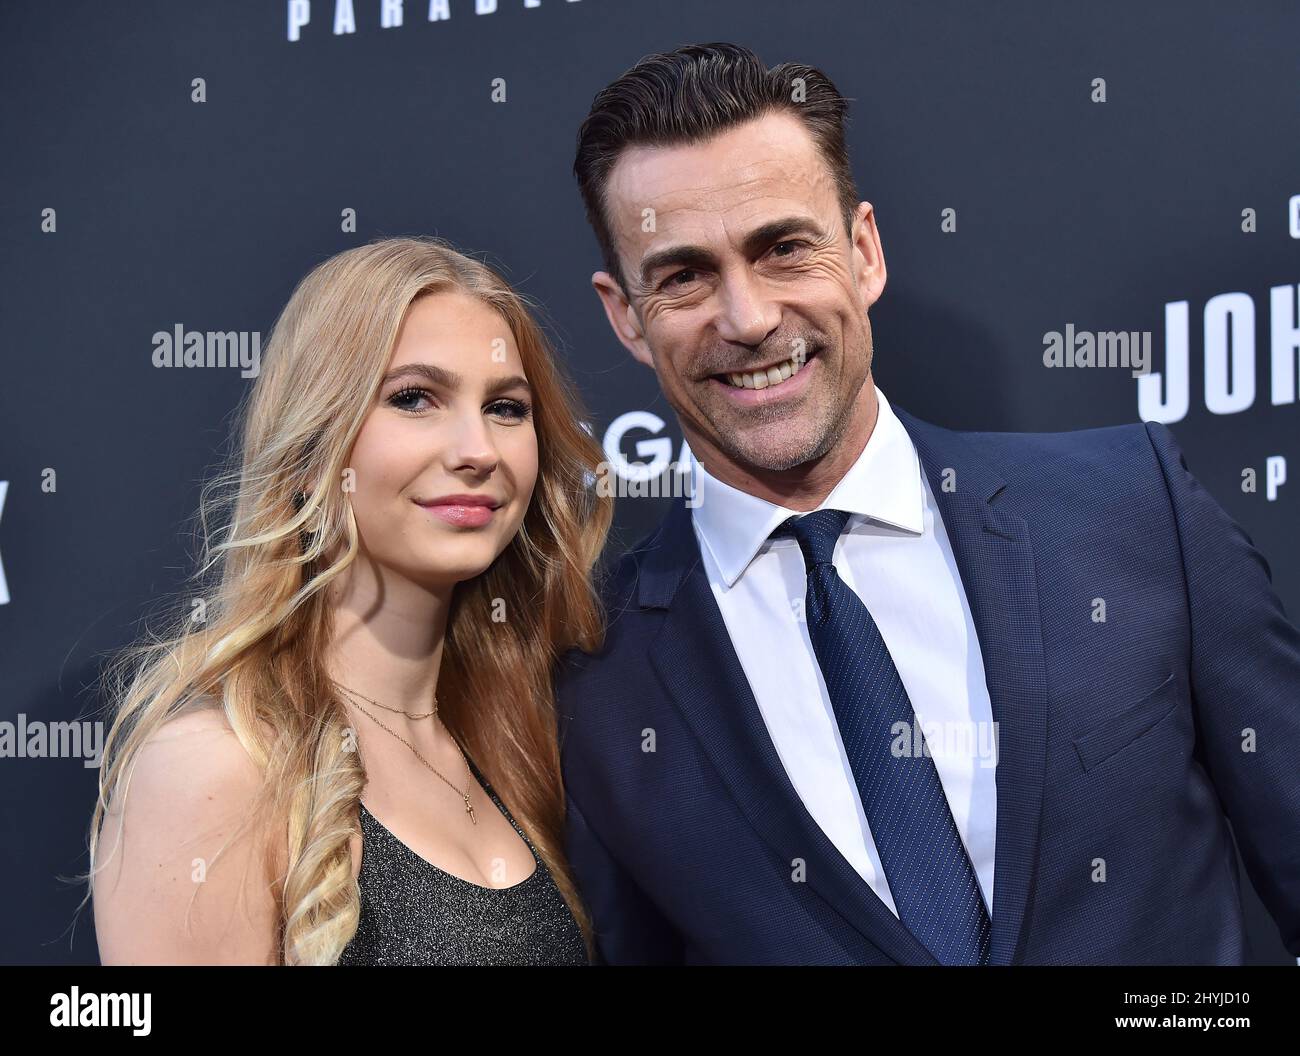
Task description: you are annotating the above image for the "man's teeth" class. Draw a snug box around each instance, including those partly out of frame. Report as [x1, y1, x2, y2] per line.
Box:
[723, 352, 808, 389]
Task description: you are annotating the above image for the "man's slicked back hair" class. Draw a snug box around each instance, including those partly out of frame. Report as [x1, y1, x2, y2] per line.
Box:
[573, 42, 859, 295]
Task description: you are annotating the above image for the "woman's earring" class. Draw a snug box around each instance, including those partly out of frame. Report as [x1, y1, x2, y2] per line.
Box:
[292, 491, 313, 555]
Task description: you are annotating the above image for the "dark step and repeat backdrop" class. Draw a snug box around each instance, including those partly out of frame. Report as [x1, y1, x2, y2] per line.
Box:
[0, 0, 1296, 963]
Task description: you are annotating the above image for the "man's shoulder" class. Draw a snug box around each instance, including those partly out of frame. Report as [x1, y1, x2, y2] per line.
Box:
[893, 404, 1183, 529]
[555, 513, 676, 682]
[910, 407, 1153, 457]
[900, 404, 1166, 487]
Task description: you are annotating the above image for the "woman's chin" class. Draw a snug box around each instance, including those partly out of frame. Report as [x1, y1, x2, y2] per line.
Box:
[404, 548, 502, 589]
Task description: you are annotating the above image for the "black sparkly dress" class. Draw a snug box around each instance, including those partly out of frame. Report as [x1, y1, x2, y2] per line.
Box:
[338, 752, 590, 966]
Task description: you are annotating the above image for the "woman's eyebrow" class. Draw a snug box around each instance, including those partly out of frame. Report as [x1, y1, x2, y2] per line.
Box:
[381, 362, 531, 396]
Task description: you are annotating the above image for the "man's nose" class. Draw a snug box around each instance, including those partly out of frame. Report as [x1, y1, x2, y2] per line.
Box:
[713, 267, 782, 347]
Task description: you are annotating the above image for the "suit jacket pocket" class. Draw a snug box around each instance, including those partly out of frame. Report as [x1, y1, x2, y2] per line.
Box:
[1073, 669, 1182, 773]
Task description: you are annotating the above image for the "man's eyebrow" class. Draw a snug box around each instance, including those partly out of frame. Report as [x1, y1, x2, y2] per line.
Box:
[637, 215, 827, 288]
[380, 362, 532, 397]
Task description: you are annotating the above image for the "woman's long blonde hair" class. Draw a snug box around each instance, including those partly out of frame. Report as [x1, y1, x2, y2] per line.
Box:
[82, 236, 613, 963]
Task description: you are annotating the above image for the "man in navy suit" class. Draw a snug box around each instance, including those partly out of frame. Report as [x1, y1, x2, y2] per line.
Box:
[556, 42, 1300, 964]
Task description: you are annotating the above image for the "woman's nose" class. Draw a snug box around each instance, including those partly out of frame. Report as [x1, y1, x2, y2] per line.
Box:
[444, 411, 500, 476]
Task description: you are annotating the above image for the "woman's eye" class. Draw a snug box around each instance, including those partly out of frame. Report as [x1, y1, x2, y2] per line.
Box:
[387, 388, 530, 422]
[388, 386, 432, 412]
[489, 398, 532, 422]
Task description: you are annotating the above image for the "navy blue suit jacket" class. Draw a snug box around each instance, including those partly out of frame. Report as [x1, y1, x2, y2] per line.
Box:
[554, 404, 1300, 964]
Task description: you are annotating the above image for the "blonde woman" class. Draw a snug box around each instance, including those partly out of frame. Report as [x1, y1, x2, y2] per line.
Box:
[84, 237, 612, 965]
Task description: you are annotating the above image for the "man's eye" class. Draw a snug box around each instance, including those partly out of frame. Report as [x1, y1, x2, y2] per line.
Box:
[771, 240, 809, 258]
[660, 266, 712, 291]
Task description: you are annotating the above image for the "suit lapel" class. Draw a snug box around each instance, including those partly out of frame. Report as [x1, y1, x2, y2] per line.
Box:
[892, 404, 1050, 966]
[635, 401, 1048, 965]
[638, 494, 937, 965]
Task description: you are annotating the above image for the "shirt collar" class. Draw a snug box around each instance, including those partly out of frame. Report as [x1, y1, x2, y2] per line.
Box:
[688, 386, 925, 588]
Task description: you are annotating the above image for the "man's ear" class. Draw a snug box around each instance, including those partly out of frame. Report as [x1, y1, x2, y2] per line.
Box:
[592, 270, 655, 369]
[850, 201, 887, 312]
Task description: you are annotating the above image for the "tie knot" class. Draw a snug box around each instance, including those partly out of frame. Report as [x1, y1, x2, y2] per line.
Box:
[770, 507, 853, 568]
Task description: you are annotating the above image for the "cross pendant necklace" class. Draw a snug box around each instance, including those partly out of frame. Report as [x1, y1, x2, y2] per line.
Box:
[339, 685, 479, 826]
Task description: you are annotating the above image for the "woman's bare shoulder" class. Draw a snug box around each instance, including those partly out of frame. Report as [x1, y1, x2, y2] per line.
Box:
[94, 704, 284, 964]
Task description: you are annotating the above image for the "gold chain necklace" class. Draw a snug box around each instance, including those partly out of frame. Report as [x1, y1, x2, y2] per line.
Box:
[333, 680, 438, 720]
[337, 685, 477, 825]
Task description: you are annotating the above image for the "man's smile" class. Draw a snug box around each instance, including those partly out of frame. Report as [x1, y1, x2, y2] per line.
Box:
[707, 344, 821, 406]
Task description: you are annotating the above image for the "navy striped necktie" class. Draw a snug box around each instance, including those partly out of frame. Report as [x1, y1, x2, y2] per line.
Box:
[772, 507, 991, 965]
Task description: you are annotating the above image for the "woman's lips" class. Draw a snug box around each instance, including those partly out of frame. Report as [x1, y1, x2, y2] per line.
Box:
[420, 503, 498, 528]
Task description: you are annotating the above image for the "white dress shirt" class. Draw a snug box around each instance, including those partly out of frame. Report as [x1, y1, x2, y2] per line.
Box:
[688, 386, 997, 917]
